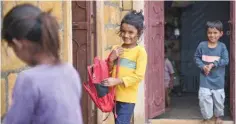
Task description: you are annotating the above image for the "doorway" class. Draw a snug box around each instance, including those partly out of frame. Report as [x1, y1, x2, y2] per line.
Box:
[144, 1, 235, 121]
[158, 1, 231, 120]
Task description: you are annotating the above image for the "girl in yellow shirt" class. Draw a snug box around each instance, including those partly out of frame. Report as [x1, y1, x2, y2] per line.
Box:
[102, 10, 147, 124]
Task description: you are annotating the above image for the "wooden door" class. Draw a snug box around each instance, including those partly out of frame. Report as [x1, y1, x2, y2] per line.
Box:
[144, 1, 165, 120]
[72, 1, 97, 124]
[229, 1, 235, 121]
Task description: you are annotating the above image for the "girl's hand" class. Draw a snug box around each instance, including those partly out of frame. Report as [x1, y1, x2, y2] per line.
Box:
[101, 78, 123, 87]
[169, 80, 174, 89]
[109, 47, 124, 62]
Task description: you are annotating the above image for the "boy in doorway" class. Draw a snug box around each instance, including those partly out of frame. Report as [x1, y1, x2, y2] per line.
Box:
[194, 20, 229, 124]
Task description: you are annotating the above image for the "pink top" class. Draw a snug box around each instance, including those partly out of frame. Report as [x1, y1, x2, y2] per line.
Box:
[164, 58, 174, 81]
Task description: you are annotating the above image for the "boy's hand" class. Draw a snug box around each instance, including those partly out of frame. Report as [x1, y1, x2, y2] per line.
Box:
[203, 65, 210, 75]
[101, 78, 123, 87]
[207, 63, 214, 70]
[203, 63, 214, 75]
[109, 47, 124, 62]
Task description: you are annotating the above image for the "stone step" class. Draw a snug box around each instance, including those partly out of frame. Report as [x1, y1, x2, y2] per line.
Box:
[149, 119, 234, 124]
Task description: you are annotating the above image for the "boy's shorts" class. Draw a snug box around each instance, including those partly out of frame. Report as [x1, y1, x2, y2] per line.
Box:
[115, 101, 135, 124]
[198, 87, 225, 119]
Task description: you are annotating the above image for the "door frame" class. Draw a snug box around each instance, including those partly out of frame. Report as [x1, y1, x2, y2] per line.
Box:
[144, 1, 165, 121]
[229, 1, 236, 122]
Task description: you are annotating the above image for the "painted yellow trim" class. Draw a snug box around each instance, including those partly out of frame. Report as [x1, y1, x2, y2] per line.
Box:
[96, 1, 106, 59]
[62, 1, 72, 63]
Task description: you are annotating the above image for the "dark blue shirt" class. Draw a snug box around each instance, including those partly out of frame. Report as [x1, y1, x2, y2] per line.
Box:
[194, 41, 229, 90]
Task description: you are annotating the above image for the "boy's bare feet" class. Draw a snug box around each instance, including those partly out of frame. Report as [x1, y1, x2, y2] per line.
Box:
[210, 116, 216, 121]
[215, 117, 223, 124]
[200, 119, 211, 124]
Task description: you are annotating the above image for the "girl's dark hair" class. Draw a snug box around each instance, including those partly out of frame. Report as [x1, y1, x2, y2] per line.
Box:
[2, 4, 60, 61]
[120, 10, 144, 38]
[206, 20, 223, 31]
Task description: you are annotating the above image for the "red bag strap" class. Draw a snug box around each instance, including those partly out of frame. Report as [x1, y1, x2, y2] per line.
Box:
[115, 57, 120, 78]
[107, 51, 120, 119]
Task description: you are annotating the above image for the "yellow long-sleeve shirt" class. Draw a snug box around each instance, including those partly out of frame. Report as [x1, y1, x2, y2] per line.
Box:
[111, 45, 147, 103]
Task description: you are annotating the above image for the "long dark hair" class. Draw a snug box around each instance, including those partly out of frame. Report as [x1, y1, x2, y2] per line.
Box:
[2, 4, 60, 62]
[119, 10, 144, 38]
